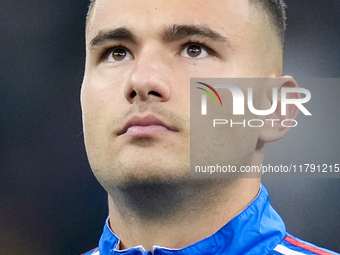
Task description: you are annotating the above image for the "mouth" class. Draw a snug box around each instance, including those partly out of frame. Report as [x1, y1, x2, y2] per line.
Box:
[117, 115, 179, 137]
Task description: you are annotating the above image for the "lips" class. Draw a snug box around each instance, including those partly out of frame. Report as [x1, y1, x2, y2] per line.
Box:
[117, 115, 179, 136]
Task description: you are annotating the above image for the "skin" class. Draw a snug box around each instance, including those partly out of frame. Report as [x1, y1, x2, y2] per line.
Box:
[81, 0, 299, 251]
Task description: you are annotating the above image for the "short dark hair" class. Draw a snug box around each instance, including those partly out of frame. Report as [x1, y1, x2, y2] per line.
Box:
[87, 0, 287, 43]
[86, 0, 95, 23]
[250, 0, 287, 43]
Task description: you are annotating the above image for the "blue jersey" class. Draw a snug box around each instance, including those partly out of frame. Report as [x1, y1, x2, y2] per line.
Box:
[82, 185, 339, 255]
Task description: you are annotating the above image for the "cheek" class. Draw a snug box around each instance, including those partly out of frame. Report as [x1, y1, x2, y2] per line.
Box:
[80, 76, 120, 146]
[81, 72, 125, 116]
[81, 85, 105, 134]
[81, 79, 118, 171]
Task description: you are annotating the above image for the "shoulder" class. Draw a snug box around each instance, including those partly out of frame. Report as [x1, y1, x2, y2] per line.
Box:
[268, 233, 340, 255]
[81, 247, 100, 255]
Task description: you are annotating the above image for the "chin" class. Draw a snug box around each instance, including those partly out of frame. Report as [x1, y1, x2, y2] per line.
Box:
[93, 160, 190, 188]
[121, 165, 190, 184]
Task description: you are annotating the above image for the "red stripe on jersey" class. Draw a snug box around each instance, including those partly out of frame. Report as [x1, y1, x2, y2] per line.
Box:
[284, 236, 333, 255]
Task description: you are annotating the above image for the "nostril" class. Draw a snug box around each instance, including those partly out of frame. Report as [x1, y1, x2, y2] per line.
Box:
[130, 91, 137, 98]
[148, 91, 161, 97]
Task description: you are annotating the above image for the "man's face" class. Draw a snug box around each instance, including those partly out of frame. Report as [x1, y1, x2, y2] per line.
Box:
[81, 0, 279, 187]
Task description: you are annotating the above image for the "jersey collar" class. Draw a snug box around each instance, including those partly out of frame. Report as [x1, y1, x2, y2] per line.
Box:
[98, 184, 286, 255]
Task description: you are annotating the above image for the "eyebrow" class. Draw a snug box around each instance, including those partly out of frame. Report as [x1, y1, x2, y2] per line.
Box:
[89, 24, 228, 48]
[90, 27, 137, 48]
[161, 25, 227, 43]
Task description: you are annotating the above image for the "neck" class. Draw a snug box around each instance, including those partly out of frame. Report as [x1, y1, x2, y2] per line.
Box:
[107, 178, 261, 251]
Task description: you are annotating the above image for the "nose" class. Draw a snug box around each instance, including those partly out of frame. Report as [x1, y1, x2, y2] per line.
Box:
[124, 47, 171, 104]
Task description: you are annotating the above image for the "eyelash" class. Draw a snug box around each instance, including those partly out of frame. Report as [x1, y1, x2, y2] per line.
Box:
[180, 40, 216, 57]
[101, 44, 126, 61]
[100, 40, 216, 61]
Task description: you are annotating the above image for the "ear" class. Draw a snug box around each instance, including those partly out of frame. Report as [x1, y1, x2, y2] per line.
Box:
[258, 76, 300, 143]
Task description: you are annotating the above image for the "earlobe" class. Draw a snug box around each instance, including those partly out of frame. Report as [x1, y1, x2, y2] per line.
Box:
[259, 76, 300, 143]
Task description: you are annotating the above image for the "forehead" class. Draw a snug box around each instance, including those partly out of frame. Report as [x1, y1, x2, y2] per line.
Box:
[87, 0, 253, 43]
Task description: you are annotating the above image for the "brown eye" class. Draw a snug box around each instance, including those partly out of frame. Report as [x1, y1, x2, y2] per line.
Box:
[187, 45, 202, 58]
[106, 47, 133, 62]
[181, 43, 210, 59]
[112, 48, 126, 60]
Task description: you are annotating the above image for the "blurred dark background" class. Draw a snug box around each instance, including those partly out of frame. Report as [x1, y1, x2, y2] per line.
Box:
[0, 0, 339, 254]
